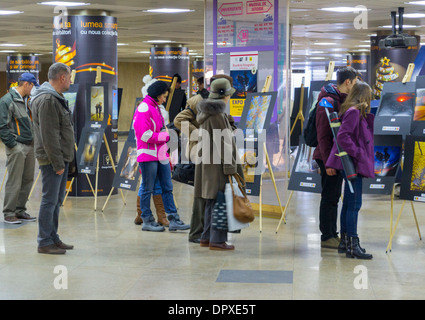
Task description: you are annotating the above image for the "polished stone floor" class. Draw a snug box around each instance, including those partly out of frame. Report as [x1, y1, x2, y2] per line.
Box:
[1, 140, 425, 300]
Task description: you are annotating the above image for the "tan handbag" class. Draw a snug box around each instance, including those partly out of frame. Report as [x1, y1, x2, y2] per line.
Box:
[228, 174, 254, 223]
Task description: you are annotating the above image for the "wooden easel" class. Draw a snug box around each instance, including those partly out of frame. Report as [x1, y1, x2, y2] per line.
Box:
[257, 75, 286, 233]
[276, 61, 335, 234]
[385, 62, 422, 252]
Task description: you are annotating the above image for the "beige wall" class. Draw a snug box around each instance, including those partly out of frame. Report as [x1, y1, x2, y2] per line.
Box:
[117, 61, 150, 133]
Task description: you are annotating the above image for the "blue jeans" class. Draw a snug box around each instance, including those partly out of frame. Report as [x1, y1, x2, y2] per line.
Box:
[139, 161, 177, 220]
[138, 178, 162, 197]
[37, 163, 69, 247]
[340, 176, 363, 238]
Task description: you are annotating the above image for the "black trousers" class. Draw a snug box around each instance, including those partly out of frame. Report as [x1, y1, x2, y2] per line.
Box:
[316, 159, 343, 241]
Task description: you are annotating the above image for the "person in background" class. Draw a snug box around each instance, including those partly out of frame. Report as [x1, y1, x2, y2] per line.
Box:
[174, 74, 235, 244]
[31, 63, 75, 255]
[133, 80, 190, 232]
[0, 73, 38, 224]
[194, 78, 244, 250]
[313, 66, 359, 249]
[196, 77, 209, 99]
[326, 81, 374, 260]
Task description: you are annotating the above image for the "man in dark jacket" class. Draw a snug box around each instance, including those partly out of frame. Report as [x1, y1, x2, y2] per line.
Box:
[313, 66, 358, 249]
[31, 62, 75, 255]
[0, 73, 39, 224]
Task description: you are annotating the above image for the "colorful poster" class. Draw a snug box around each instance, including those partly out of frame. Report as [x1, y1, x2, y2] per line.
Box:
[229, 51, 258, 118]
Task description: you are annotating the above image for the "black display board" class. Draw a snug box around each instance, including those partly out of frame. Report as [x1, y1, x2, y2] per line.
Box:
[112, 140, 140, 191]
[76, 126, 105, 175]
[363, 135, 403, 195]
[288, 136, 322, 193]
[167, 89, 186, 124]
[290, 86, 308, 147]
[400, 135, 425, 203]
[374, 82, 416, 136]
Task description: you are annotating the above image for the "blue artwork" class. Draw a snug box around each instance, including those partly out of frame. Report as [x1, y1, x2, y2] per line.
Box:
[374, 146, 401, 177]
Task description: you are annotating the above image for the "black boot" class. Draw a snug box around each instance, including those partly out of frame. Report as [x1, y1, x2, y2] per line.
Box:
[339, 233, 366, 254]
[346, 237, 373, 260]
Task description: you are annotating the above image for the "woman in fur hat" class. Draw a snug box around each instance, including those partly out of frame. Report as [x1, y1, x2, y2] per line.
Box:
[194, 78, 244, 250]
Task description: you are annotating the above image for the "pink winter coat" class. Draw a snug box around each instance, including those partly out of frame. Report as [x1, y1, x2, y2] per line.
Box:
[133, 95, 170, 163]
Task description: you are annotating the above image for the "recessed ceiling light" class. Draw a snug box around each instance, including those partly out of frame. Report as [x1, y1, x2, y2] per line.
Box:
[0, 50, 16, 53]
[136, 51, 151, 54]
[144, 40, 176, 44]
[402, 13, 425, 18]
[406, 1, 425, 5]
[0, 43, 25, 47]
[143, 8, 194, 13]
[0, 10, 23, 15]
[309, 57, 326, 59]
[379, 24, 418, 29]
[38, 1, 90, 6]
[117, 43, 128, 46]
[356, 45, 370, 48]
[314, 42, 337, 46]
[319, 7, 368, 13]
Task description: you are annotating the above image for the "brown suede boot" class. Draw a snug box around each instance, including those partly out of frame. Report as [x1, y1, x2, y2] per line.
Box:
[134, 195, 143, 225]
[153, 194, 169, 227]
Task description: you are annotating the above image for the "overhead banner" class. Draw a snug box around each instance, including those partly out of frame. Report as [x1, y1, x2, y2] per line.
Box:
[150, 46, 190, 90]
[6, 55, 40, 90]
[53, 15, 118, 197]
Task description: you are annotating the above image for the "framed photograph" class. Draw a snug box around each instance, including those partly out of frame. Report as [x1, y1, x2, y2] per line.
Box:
[63, 84, 79, 115]
[112, 140, 140, 191]
[288, 136, 322, 193]
[238, 91, 277, 139]
[363, 135, 402, 195]
[374, 81, 416, 136]
[86, 83, 109, 128]
[76, 126, 105, 175]
[400, 135, 425, 202]
[411, 76, 425, 136]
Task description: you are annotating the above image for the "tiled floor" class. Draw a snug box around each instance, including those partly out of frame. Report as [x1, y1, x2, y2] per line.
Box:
[1, 139, 425, 300]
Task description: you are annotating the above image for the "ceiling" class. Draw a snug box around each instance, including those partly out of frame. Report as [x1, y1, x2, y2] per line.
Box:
[0, 0, 424, 69]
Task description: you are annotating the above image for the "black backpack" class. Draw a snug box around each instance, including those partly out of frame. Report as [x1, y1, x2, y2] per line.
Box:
[303, 101, 319, 147]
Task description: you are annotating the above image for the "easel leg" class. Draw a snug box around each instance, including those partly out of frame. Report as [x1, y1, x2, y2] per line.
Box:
[276, 190, 293, 234]
[62, 177, 75, 206]
[410, 201, 422, 240]
[263, 142, 286, 229]
[259, 176, 263, 233]
[102, 187, 115, 212]
[94, 155, 99, 211]
[386, 200, 406, 253]
[103, 133, 126, 205]
[28, 170, 41, 200]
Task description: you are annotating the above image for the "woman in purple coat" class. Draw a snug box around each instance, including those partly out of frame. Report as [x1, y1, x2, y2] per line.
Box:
[326, 82, 374, 260]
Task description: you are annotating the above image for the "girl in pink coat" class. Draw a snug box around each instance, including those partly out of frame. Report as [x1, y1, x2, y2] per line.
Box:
[133, 80, 189, 232]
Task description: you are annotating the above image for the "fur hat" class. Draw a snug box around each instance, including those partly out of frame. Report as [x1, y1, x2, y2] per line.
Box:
[209, 78, 235, 99]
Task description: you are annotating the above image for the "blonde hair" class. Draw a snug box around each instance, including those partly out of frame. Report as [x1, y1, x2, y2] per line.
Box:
[339, 81, 372, 118]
